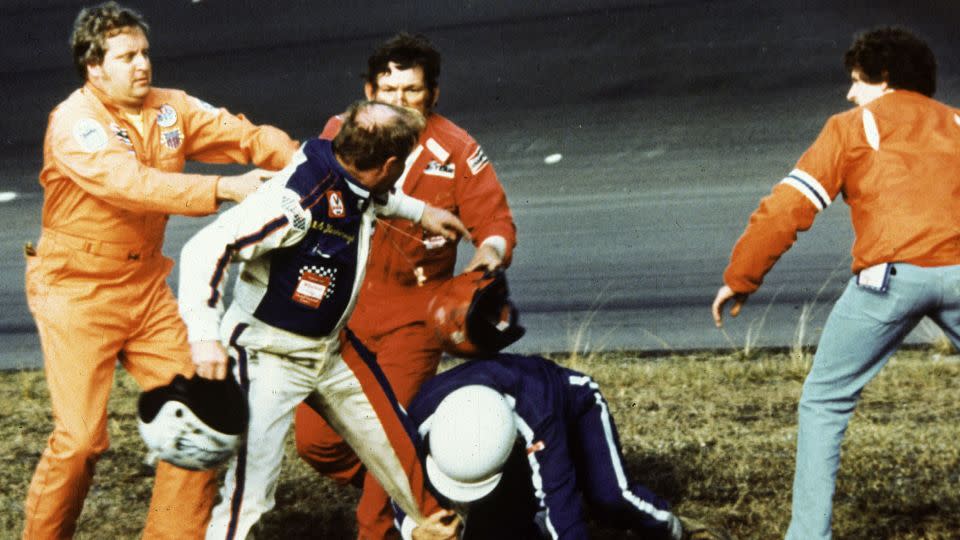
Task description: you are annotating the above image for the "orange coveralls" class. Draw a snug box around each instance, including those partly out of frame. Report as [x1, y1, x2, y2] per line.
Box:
[294, 112, 516, 539]
[23, 83, 296, 540]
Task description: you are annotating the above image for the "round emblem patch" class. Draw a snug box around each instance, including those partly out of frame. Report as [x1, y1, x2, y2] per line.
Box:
[156, 104, 178, 127]
[72, 118, 108, 153]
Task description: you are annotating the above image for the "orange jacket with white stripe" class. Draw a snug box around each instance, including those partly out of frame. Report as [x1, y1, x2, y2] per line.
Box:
[724, 91, 960, 294]
[38, 83, 297, 252]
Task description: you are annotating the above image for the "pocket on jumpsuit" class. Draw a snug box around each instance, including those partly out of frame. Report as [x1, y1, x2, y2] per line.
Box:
[24, 247, 70, 313]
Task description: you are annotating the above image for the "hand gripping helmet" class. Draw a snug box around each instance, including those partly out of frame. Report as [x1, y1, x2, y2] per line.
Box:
[425, 385, 517, 503]
[426, 269, 525, 357]
[137, 374, 249, 471]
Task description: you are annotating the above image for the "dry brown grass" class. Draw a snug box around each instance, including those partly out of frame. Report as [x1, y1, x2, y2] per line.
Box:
[1, 350, 958, 539]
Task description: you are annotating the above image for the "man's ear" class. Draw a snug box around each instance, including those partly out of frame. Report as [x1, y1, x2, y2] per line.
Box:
[367, 155, 402, 193]
[430, 86, 441, 109]
[380, 155, 400, 175]
[364, 82, 376, 101]
[86, 62, 102, 82]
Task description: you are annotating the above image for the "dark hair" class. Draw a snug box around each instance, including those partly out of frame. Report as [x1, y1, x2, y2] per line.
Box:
[366, 32, 441, 93]
[332, 100, 425, 171]
[70, 1, 149, 80]
[844, 26, 936, 97]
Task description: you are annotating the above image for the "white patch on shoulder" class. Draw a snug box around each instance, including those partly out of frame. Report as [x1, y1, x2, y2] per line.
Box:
[954, 113, 960, 127]
[192, 97, 218, 113]
[72, 118, 108, 153]
[425, 137, 449, 162]
[861, 109, 880, 151]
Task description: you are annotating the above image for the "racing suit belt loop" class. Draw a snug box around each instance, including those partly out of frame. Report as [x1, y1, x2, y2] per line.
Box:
[41, 228, 160, 262]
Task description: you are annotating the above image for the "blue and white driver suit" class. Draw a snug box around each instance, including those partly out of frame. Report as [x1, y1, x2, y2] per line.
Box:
[178, 138, 440, 540]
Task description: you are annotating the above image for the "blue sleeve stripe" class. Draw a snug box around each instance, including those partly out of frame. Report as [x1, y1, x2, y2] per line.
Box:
[780, 168, 830, 211]
[206, 215, 289, 307]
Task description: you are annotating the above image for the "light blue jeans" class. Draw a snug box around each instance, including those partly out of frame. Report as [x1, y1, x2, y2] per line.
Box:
[786, 263, 960, 540]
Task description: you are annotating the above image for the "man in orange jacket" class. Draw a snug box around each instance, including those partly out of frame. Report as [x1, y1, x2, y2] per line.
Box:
[293, 33, 517, 539]
[712, 27, 960, 539]
[22, 3, 297, 538]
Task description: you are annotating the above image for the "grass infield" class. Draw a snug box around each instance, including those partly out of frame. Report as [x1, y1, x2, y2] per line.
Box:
[1, 349, 958, 539]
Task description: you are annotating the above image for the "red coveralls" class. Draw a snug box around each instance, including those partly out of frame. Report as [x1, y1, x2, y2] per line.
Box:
[293, 112, 516, 539]
[23, 83, 296, 539]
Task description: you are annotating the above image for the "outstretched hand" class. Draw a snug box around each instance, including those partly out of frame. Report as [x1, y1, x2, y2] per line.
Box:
[412, 509, 461, 540]
[463, 243, 503, 273]
[216, 168, 273, 203]
[711, 285, 748, 328]
[420, 206, 471, 243]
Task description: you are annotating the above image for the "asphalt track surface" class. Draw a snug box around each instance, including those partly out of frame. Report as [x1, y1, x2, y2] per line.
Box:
[2, 1, 960, 369]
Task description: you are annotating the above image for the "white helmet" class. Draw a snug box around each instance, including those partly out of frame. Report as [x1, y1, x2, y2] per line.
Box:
[137, 374, 248, 471]
[425, 385, 517, 503]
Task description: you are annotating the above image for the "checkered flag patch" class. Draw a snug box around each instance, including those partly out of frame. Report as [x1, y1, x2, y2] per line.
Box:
[300, 265, 337, 297]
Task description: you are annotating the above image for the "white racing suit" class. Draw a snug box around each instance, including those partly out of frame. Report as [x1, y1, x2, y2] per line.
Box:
[179, 139, 442, 539]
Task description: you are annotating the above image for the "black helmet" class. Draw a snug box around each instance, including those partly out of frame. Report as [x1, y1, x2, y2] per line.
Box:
[137, 374, 248, 470]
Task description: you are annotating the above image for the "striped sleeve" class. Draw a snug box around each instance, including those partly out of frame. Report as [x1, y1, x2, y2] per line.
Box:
[178, 157, 310, 342]
[780, 168, 831, 212]
[723, 115, 847, 294]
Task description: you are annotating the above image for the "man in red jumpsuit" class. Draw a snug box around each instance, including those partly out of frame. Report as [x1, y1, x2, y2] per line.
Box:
[293, 33, 517, 539]
[22, 3, 297, 538]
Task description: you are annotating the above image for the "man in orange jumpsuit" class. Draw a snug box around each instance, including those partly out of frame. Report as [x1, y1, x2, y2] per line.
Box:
[293, 33, 517, 539]
[712, 27, 960, 539]
[22, 3, 297, 538]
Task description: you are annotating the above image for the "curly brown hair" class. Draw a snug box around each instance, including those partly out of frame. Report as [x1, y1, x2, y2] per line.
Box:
[366, 33, 441, 94]
[844, 26, 936, 97]
[70, 1, 149, 80]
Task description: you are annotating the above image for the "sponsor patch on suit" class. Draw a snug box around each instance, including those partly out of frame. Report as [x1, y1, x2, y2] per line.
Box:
[467, 146, 489, 175]
[424, 160, 455, 179]
[327, 190, 345, 218]
[161, 128, 182, 150]
[156, 104, 178, 127]
[109, 123, 132, 146]
[292, 271, 331, 308]
[72, 118, 108, 152]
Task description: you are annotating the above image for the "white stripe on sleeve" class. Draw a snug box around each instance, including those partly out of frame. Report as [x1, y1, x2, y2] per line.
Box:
[779, 168, 831, 212]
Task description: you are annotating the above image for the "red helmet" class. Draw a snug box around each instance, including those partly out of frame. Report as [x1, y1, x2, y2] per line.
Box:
[426, 269, 525, 357]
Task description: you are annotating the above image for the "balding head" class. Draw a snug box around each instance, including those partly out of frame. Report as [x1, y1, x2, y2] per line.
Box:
[332, 100, 425, 172]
